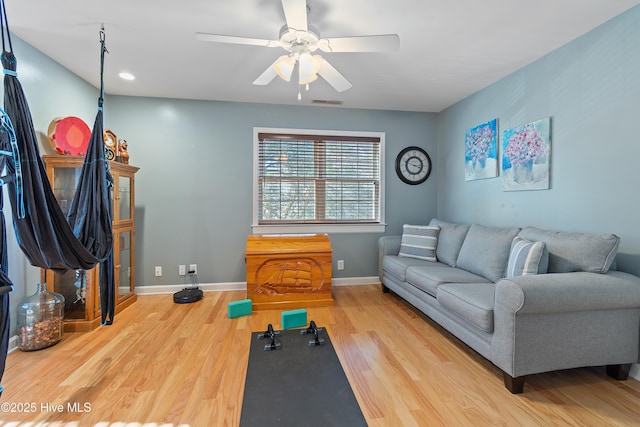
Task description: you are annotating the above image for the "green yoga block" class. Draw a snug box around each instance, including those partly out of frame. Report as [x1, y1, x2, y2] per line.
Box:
[228, 299, 253, 318]
[282, 309, 307, 329]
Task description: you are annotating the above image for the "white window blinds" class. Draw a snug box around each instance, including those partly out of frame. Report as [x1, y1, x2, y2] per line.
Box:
[257, 132, 382, 225]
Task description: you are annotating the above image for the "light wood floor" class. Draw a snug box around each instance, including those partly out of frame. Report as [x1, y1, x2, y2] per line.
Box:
[1, 285, 639, 426]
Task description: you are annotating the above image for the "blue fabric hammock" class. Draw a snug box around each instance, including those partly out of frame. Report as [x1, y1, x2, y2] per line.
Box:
[0, 0, 115, 394]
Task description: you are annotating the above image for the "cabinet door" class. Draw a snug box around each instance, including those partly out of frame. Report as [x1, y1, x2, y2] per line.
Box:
[115, 227, 135, 301]
[46, 268, 97, 322]
[117, 173, 134, 224]
[48, 159, 101, 323]
[52, 166, 82, 215]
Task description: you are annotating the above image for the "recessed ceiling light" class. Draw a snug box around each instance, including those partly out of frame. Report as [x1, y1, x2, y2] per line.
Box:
[118, 72, 135, 81]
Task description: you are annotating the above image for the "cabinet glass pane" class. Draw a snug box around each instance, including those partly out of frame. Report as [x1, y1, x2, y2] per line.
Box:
[53, 269, 90, 320]
[53, 167, 82, 215]
[118, 231, 131, 297]
[109, 185, 114, 216]
[119, 176, 131, 220]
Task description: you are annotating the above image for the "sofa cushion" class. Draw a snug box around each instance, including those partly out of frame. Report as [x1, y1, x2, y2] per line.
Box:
[456, 224, 521, 282]
[382, 255, 436, 282]
[406, 265, 490, 297]
[398, 224, 440, 261]
[436, 283, 495, 333]
[518, 227, 619, 273]
[506, 237, 547, 278]
[428, 219, 470, 267]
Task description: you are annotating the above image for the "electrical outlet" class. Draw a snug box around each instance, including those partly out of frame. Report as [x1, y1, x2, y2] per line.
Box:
[337, 260, 344, 270]
[179, 264, 186, 276]
[155, 266, 162, 277]
[189, 264, 197, 275]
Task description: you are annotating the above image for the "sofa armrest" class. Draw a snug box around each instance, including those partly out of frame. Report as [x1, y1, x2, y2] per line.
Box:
[492, 270, 640, 378]
[378, 236, 401, 282]
[495, 271, 640, 315]
[379, 235, 401, 256]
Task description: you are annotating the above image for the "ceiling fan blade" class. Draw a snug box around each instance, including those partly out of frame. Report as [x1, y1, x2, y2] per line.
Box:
[318, 34, 400, 53]
[253, 59, 281, 85]
[281, 0, 308, 32]
[318, 58, 352, 92]
[195, 32, 281, 47]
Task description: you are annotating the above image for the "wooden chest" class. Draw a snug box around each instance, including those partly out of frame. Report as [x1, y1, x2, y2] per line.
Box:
[245, 234, 333, 310]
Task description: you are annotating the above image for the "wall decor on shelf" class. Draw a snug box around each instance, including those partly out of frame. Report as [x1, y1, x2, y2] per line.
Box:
[117, 139, 129, 164]
[501, 117, 551, 191]
[47, 116, 91, 156]
[464, 118, 498, 181]
[104, 129, 118, 160]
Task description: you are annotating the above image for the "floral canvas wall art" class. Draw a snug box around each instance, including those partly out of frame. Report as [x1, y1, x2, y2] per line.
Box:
[501, 117, 551, 191]
[465, 119, 498, 181]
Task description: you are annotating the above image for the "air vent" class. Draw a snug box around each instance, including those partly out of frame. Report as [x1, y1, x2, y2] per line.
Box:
[311, 99, 344, 105]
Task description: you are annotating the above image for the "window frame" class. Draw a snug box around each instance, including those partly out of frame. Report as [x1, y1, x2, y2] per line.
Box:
[252, 127, 386, 234]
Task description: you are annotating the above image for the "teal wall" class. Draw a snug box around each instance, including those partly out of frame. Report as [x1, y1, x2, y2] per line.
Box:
[437, 6, 640, 276]
[104, 97, 437, 286]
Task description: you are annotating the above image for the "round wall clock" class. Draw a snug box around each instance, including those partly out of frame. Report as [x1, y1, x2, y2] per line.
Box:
[395, 146, 432, 185]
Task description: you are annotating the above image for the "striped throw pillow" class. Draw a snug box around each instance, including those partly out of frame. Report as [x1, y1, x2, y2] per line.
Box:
[506, 237, 546, 278]
[398, 225, 440, 262]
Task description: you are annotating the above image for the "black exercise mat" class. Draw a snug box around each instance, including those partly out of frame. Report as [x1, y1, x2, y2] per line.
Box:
[240, 326, 368, 427]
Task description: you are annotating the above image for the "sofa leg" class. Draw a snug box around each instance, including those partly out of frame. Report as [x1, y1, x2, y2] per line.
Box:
[382, 284, 390, 293]
[606, 364, 631, 380]
[503, 373, 526, 394]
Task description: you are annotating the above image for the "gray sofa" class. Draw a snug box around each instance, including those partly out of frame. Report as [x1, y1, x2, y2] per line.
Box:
[378, 219, 640, 393]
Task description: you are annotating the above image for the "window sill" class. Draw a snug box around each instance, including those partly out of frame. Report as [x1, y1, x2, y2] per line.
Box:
[251, 223, 386, 234]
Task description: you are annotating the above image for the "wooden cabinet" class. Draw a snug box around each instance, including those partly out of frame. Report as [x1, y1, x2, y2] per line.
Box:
[42, 155, 139, 331]
[245, 234, 333, 310]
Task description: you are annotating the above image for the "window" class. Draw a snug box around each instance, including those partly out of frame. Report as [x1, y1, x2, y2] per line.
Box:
[253, 128, 385, 234]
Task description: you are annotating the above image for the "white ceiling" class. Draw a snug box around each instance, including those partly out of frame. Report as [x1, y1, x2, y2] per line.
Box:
[4, 0, 639, 112]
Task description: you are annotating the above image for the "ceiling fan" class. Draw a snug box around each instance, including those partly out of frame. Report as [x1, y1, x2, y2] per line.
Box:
[195, 0, 399, 98]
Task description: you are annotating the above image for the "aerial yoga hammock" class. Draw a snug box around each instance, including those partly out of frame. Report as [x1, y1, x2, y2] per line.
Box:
[0, 0, 115, 395]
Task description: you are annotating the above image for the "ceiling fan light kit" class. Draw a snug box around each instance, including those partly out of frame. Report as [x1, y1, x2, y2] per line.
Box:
[297, 53, 321, 84]
[195, 0, 399, 100]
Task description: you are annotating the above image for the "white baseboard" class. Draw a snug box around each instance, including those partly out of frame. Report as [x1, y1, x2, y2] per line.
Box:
[134, 276, 381, 296]
[630, 363, 640, 381]
[333, 276, 381, 287]
[135, 281, 246, 295]
[7, 335, 17, 354]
